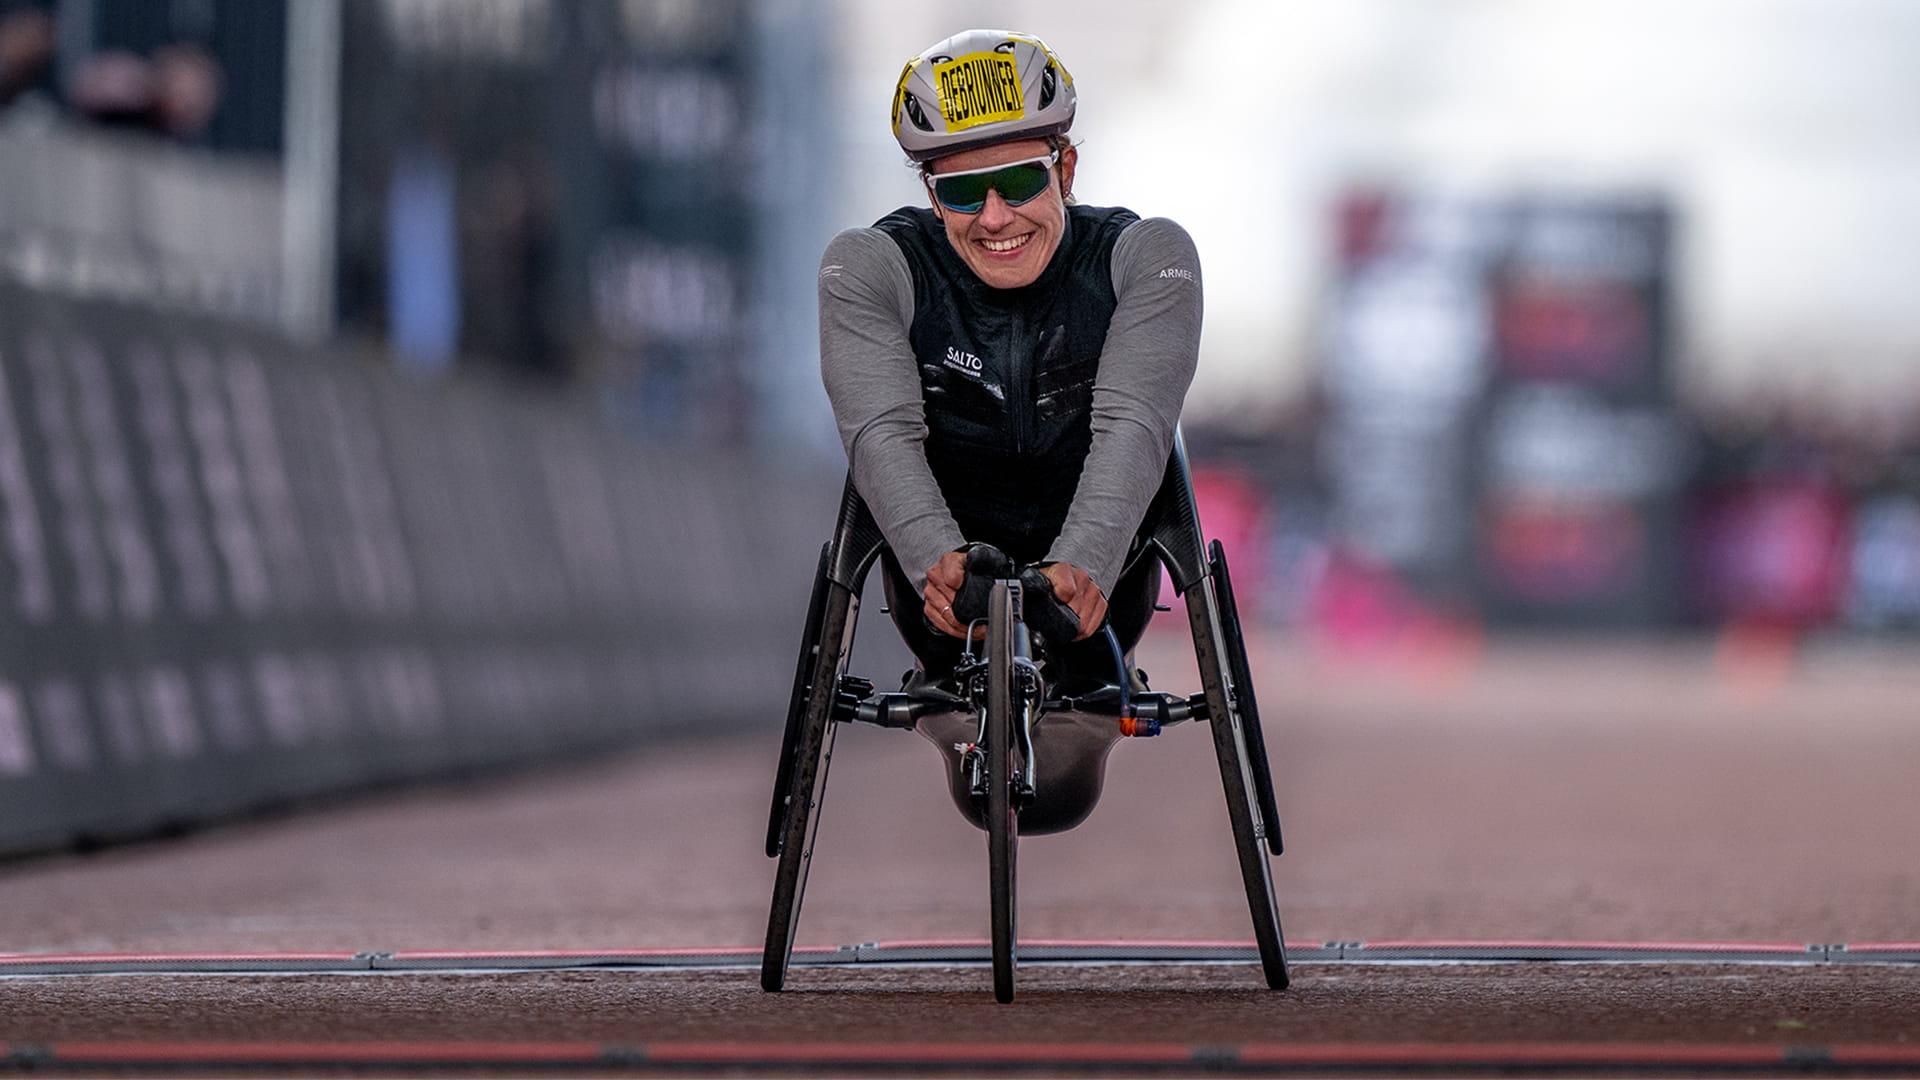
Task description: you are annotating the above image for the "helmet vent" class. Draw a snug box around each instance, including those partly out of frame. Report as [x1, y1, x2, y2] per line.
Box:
[902, 92, 934, 132]
[1040, 63, 1057, 109]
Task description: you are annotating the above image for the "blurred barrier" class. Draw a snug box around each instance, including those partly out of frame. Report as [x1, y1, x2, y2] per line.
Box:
[0, 116, 283, 326]
[0, 282, 833, 856]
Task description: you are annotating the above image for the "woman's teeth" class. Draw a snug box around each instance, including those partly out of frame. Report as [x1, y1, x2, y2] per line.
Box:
[980, 233, 1031, 253]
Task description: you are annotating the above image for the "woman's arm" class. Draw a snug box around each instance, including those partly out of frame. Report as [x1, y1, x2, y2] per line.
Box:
[1043, 217, 1203, 595]
[817, 227, 966, 591]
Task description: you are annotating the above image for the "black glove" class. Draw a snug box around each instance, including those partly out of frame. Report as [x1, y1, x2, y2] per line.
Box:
[1018, 564, 1083, 646]
[950, 543, 1014, 624]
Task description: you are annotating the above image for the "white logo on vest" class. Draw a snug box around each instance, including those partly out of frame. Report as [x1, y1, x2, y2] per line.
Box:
[943, 345, 986, 376]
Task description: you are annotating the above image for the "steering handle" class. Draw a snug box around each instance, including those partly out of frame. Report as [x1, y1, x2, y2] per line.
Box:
[1016, 565, 1082, 647]
[948, 543, 1015, 625]
[940, 544, 1085, 647]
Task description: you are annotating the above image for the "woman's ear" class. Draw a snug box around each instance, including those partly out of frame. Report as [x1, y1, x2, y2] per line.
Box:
[1058, 144, 1078, 201]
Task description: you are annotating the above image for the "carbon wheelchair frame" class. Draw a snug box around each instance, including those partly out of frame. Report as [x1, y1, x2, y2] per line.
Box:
[761, 433, 1287, 1002]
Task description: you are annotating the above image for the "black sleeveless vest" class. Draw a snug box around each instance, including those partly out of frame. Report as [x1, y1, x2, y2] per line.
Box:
[873, 203, 1138, 564]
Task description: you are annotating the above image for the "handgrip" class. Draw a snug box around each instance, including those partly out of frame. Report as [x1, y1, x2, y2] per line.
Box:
[1017, 565, 1082, 647]
[952, 544, 1015, 624]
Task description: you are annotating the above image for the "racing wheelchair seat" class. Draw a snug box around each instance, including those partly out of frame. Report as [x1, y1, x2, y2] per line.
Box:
[761, 430, 1289, 1001]
[918, 700, 1122, 835]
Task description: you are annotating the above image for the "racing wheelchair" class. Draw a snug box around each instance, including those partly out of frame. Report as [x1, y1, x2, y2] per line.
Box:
[761, 433, 1288, 1003]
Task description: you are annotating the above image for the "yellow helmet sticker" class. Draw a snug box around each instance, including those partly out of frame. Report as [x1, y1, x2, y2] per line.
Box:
[932, 50, 1024, 133]
[890, 57, 918, 137]
[1004, 32, 1073, 87]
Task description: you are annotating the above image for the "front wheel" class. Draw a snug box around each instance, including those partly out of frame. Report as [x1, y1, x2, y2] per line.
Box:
[985, 582, 1021, 1004]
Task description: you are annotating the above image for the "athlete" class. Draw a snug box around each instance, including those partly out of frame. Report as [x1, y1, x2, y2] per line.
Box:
[820, 29, 1201, 691]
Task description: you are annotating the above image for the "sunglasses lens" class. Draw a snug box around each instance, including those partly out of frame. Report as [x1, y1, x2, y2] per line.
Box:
[933, 161, 1052, 213]
[932, 173, 990, 213]
[992, 162, 1052, 204]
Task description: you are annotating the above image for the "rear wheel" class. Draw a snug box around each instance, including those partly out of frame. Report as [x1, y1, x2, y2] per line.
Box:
[986, 582, 1021, 1004]
[1210, 540, 1283, 856]
[761, 582, 857, 992]
[1187, 575, 1289, 991]
[766, 544, 832, 858]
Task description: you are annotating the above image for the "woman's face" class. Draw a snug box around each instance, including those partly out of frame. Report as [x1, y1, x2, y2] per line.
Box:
[926, 138, 1077, 290]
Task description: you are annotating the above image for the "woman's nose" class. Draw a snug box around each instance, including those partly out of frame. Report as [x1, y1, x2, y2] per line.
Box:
[976, 188, 1017, 230]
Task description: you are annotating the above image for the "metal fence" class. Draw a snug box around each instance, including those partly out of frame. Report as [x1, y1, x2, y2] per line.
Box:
[0, 282, 832, 856]
[0, 113, 284, 326]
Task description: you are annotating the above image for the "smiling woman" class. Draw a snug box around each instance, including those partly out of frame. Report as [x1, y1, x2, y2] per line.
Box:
[819, 27, 1204, 693]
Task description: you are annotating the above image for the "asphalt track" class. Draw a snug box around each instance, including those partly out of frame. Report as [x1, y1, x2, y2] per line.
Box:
[2, 634, 1919, 1075]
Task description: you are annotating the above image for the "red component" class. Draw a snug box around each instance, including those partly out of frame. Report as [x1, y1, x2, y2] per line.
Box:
[1495, 277, 1650, 383]
[1485, 500, 1643, 602]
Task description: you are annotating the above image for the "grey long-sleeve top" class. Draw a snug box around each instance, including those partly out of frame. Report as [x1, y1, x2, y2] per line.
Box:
[819, 216, 1201, 596]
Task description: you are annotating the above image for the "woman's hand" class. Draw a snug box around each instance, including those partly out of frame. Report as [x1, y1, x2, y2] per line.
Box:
[1038, 562, 1107, 640]
[922, 550, 974, 638]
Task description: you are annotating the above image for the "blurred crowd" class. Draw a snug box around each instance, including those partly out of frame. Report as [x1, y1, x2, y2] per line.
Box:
[0, 1, 223, 141]
[1694, 392, 1920, 499]
[1187, 383, 1920, 640]
[1689, 391, 1920, 631]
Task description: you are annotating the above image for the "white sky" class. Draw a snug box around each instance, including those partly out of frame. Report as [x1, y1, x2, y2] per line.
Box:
[831, 0, 1920, 418]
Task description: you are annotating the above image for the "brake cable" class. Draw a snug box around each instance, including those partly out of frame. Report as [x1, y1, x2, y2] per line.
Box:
[1103, 624, 1132, 722]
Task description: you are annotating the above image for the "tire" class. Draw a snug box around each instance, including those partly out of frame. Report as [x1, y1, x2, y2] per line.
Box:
[1187, 577, 1290, 991]
[1209, 540, 1283, 857]
[761, 583, 856, 992]
[986, 582, 1021, 1004]
[767, 544, 832, 859]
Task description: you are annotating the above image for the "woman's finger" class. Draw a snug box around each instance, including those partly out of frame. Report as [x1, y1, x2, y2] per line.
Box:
[925, 597, 964, 638]
[1073, 596, 1099, 639]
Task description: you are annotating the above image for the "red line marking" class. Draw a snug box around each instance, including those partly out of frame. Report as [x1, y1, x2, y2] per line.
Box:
[860, 938, 1293, 950]
[39, 1041, 1920, 1069]
[1237, 1042, 1793, 1066]
[863, 938, 1819, 954]
[1352, 940, 1813, 953]
[649, 1041, 1196, 1064]
[1029, 938, 1328, 951]
[49, 1041, 605, 1064]
[1027, 938, 1259, 948]
[0, 951, 362, 964]
[387, 947, 769, 960]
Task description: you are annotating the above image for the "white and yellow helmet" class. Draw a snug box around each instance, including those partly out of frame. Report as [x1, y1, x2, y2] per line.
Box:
[891, 30, 1076, 164]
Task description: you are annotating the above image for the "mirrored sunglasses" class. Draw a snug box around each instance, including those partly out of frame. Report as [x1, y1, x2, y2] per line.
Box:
[926, 152, 1059, 214]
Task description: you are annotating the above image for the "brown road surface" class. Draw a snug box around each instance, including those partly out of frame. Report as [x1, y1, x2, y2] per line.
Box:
[2, 635, 1918, 1067]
